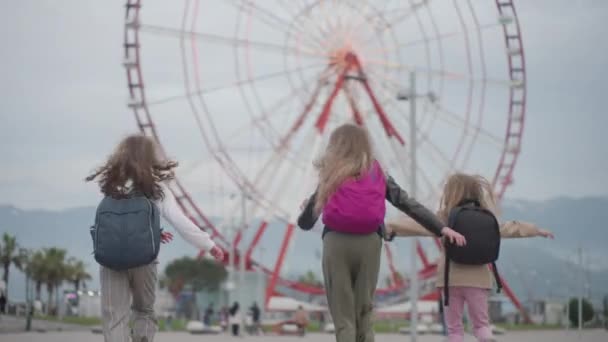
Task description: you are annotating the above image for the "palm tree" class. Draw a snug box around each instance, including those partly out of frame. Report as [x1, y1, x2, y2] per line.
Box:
[0, 233, 25, 299]
[25, 250, 46, 301]
[40, 248, 68, 315]
[65, 258, 91, 292]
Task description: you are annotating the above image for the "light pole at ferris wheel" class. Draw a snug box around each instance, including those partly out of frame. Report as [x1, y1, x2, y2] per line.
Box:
[397, 71, 438, 342]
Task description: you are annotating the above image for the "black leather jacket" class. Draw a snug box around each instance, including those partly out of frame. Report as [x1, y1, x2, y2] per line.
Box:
[297, 176, 444, 238]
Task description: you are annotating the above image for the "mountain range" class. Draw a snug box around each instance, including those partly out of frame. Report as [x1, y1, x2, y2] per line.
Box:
[1, 196, 607, 309]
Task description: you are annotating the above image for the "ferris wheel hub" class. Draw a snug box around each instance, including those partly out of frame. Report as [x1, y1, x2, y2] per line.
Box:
[328, 47, 358, 70]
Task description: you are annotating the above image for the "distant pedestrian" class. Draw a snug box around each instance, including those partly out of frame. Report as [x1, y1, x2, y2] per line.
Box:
[249, 302, 261, 335]
[229, 302, 241, 336]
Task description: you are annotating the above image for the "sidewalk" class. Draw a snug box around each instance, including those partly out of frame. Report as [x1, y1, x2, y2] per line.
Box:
[0, 314, 89, 333]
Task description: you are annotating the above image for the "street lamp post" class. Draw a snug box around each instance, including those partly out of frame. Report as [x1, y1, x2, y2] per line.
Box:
[408, 71, 419, 342]
[396, 71, 437, 341]
[238, 189, 248, 334]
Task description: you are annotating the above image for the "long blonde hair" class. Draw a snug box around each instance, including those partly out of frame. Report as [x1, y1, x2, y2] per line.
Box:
[438, 173, 497, 222]
[314, 124, 376, 214]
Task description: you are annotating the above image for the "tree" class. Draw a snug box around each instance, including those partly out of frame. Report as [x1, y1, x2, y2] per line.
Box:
[0, 233, 25, 299]
[568, 298, 595, 327]
[65, 258, 91, 292]
[164, 257, 227, 319]
[297, 270, 323, 287]
[164, 257, 227, 293]
[40, 248, 68, 315]
[24, 250, 46, 301]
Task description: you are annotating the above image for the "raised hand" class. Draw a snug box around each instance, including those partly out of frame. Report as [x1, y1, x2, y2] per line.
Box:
[441, 227, 467, 247]
[160, 231, 174, 244]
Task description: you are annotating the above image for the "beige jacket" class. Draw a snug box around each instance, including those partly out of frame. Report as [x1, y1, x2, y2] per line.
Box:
[387, 219, 546, 289]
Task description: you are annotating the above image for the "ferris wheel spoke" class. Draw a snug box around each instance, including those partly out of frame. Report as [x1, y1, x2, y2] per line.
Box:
[460, 0, 488, 169]
[254, 130, 318, 221]
[361, 1, 427, 44]
[365, 61, 512, 91]
[230, 0, 326, 53]
[275, 0, 331, 51]
[416, 162, 440, 204]
[418, 134, 454, 173]
[398, 22, 502, 50]
[231, 77, 329, 214]
[362, 5, 502, 55]
[147, 62, 325, 107]
[448, 0, 475, 169]
[431, 104, 503, 148]
[140, 24, 327, 59]
[226, 67, 333, 145]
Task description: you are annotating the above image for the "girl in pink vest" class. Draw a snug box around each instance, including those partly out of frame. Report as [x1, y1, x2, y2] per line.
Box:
[297, 124, 465, 342]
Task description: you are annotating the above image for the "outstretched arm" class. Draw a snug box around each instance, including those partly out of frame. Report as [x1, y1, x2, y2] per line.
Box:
[385, 176, 444, 237]
[500, 220, 554, 239]
[157, 183, 217, 251]
[297, 191, 319, 230]
[386, 218, 436, 237]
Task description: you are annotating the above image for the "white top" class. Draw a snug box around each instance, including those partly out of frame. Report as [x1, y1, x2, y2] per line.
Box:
[229, 311, 241, 325]
[154, 183, 216, 251]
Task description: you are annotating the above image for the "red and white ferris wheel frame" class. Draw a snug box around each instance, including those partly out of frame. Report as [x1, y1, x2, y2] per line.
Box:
[123, 0, 527, 317]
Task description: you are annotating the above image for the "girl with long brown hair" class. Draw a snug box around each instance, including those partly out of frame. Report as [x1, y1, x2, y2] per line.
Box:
[387, 173, 554, 342]
[87, 134, 223, 342]
[297, 124, 465, 342]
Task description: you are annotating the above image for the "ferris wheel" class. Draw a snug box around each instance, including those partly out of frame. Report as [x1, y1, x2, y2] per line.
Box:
[123, 0, 528, 317]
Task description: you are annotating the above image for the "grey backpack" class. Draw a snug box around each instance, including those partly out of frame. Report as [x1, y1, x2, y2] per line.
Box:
[90, 195, 161, 270]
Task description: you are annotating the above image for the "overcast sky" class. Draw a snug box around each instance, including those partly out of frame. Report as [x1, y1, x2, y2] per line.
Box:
[1, 0, 607, 211]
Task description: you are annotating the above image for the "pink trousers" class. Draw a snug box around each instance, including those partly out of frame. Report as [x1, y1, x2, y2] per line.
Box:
[444, 286, 493, 342]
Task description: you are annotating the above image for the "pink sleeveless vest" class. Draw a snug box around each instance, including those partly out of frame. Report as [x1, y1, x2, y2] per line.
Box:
[322, 160, 386, 234]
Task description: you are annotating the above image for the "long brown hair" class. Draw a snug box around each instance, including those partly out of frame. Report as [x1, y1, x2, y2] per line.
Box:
[314, 124, 377, 214]
[86, 134, 177, 200]
[437, 173, 497, 222]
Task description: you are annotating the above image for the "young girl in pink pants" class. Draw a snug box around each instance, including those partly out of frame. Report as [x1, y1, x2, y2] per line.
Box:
[386, 173, 554, 342]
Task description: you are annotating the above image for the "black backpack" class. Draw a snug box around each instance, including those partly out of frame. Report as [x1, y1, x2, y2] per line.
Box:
[443, 199, 502, 305]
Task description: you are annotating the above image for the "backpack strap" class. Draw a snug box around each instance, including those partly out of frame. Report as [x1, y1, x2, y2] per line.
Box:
[443, 253, 450, 306]
[491, 262, 503, 293]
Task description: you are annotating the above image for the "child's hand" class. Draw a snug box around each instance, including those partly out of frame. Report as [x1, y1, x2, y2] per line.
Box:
[441, 227, 467, 246]
[160, 231, 174, 244]
[538, 229, 554, 239]
[209, 245, 225, 261]
[382, 224, 396, 242]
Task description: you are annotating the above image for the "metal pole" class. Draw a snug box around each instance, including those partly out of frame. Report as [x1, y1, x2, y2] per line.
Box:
[409, 71, 419, 341]
[228, 212, 235, 309]
[239, 190, 247, 334]
[578, 246, 583, 337]
[25, 274, 32, 331]
[566, 294, 570, 330]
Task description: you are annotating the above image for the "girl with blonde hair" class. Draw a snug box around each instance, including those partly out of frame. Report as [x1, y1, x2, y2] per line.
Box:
[297, 124, 465, 342]
[386, 173, 554, 342]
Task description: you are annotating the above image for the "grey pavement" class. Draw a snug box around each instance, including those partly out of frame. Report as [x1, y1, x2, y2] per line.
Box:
[0, 315, 89, 334]
[1, 330, 607, 342]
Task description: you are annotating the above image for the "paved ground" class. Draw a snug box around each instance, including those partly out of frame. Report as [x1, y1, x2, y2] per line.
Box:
[0, 315, 88, 334]
[1, 330, 607, 342]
